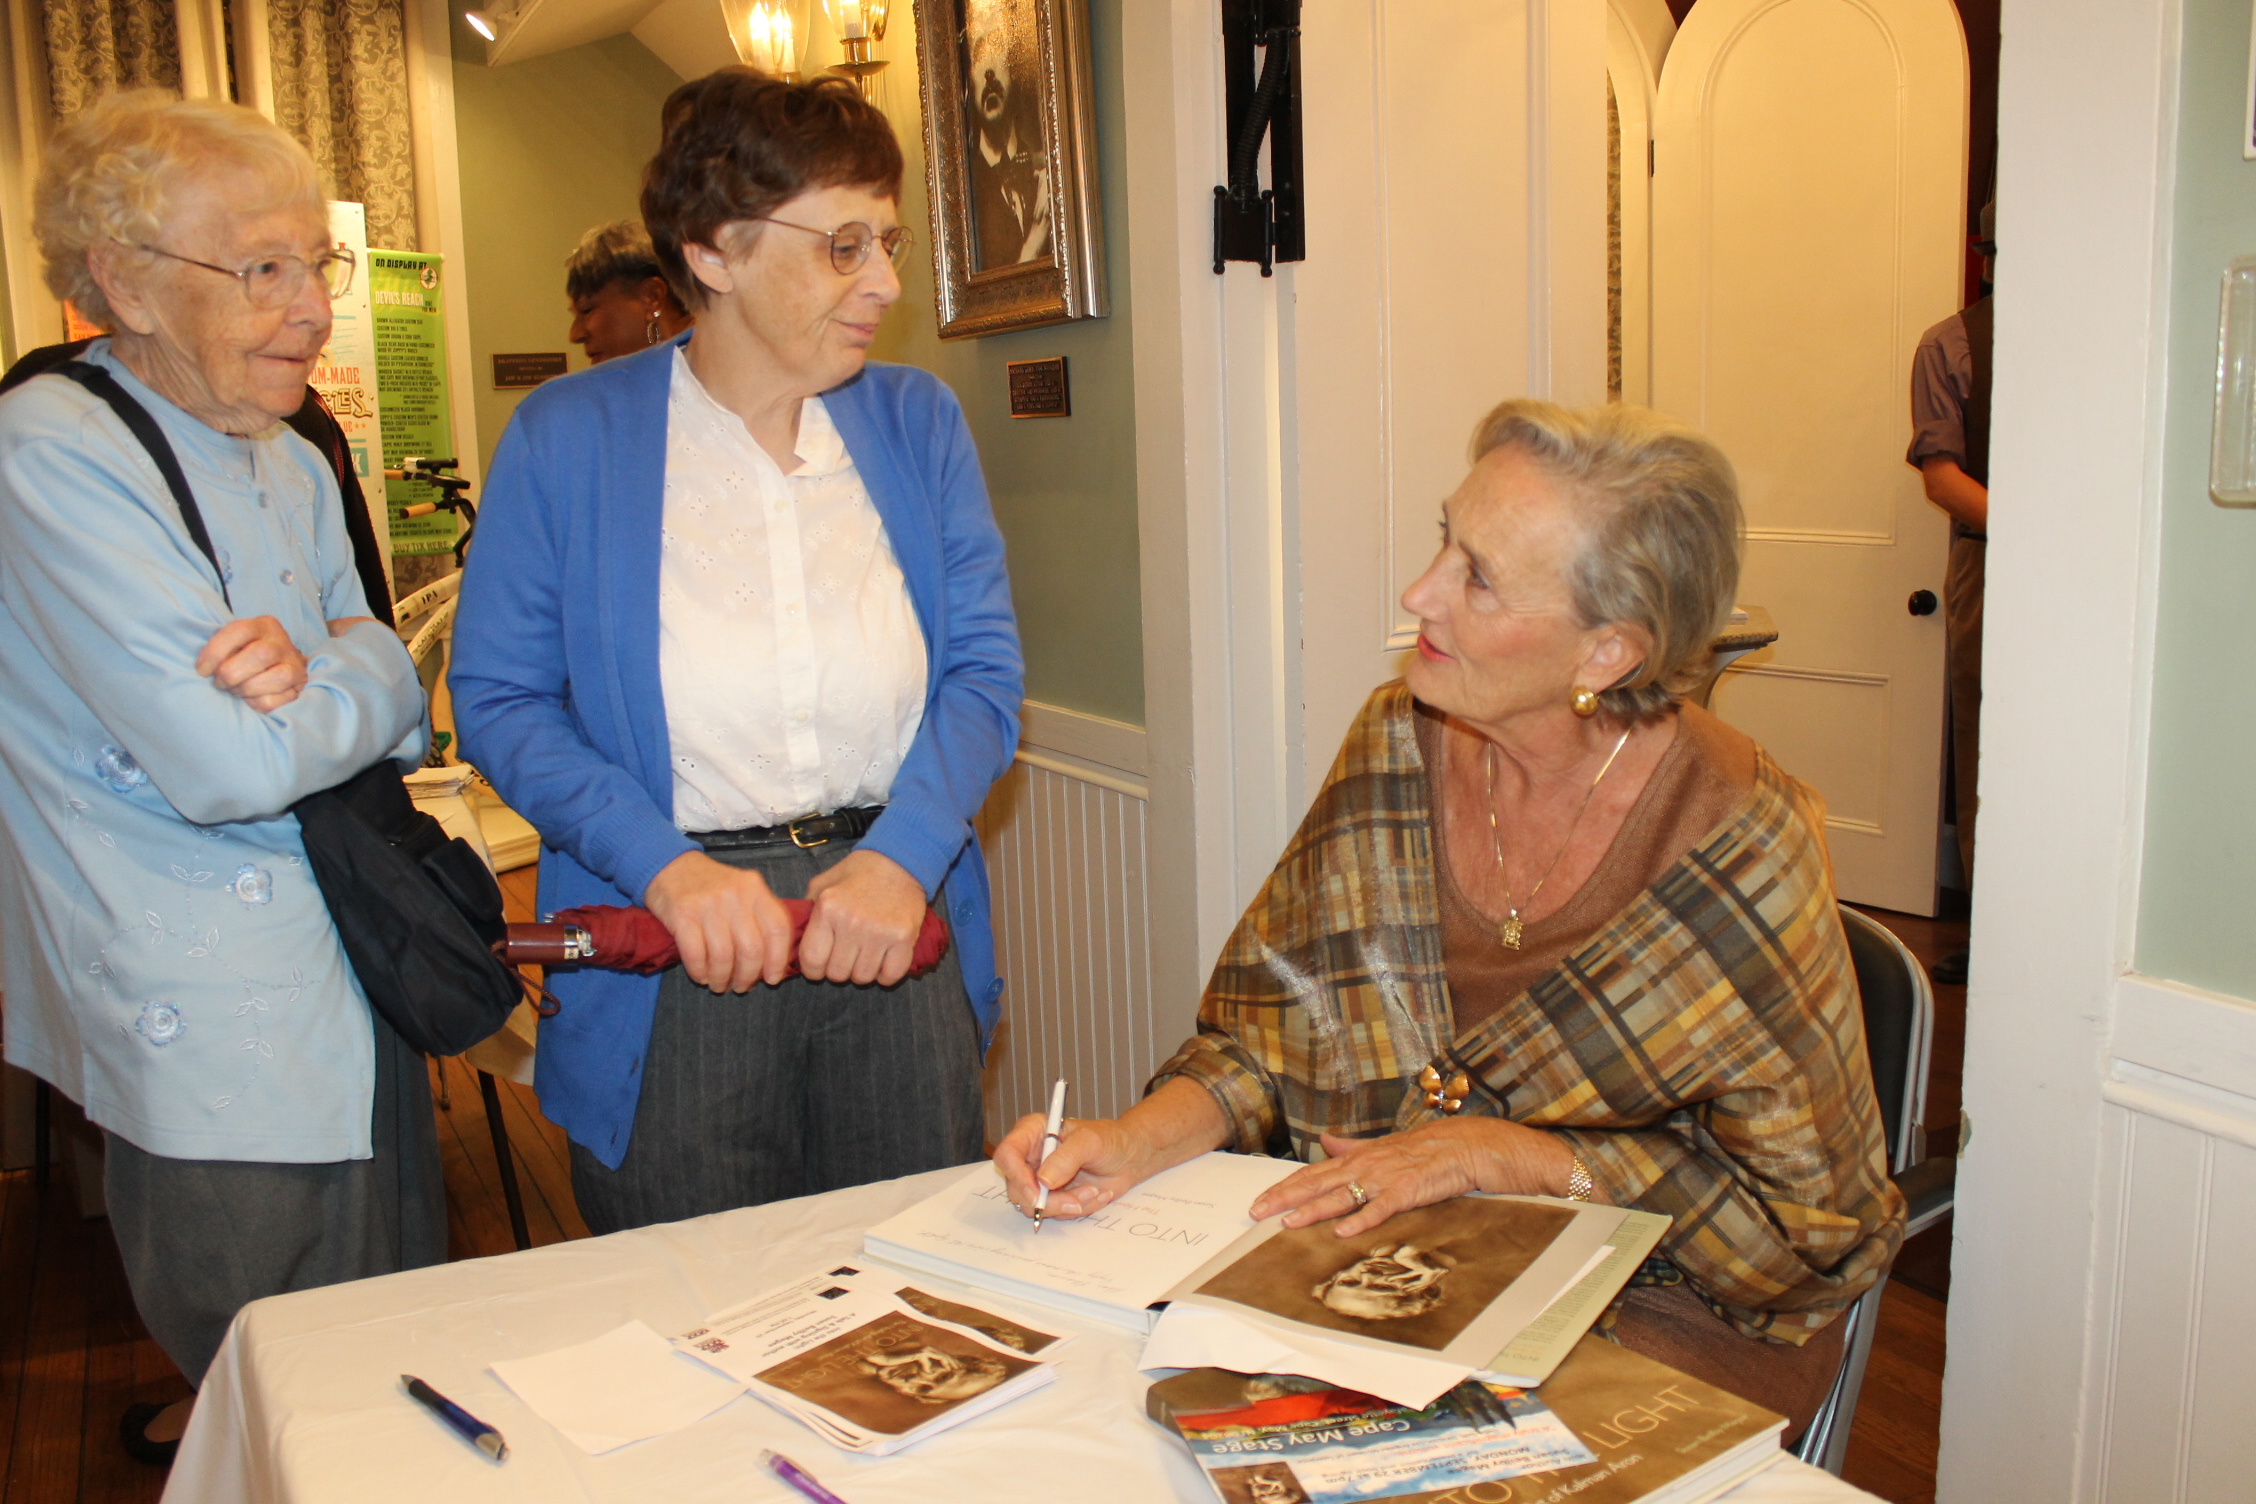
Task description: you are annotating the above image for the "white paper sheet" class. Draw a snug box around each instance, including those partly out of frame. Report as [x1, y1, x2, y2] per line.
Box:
[490, 1320, 745, 1454]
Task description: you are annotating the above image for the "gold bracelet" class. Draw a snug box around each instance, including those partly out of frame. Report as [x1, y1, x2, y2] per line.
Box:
[1565, 1153, 1594, 1202]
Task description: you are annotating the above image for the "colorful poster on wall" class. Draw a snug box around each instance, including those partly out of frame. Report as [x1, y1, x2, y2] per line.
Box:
[370, 250, 457, 556]
[317, 202, 391, 590]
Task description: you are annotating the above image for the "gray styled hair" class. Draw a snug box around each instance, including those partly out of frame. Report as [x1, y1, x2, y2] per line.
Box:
[34, 90, 323, 331]
[1469, 399, 1744, 721]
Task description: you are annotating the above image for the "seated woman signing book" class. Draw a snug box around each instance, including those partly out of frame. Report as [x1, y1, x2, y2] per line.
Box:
[994, 400, 1904, 1442]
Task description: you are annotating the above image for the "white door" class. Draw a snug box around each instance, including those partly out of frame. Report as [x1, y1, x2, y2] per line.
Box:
[1650, 0, 1966, 914]
[1289, 0, 1610, 815]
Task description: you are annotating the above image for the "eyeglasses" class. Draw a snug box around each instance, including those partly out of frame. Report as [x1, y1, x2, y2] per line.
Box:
[125, 241, 358, 308]
[754, 217, 914, 275]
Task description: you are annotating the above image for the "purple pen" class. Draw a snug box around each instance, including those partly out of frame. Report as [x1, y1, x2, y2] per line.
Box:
[762, 1447, 853, 1504]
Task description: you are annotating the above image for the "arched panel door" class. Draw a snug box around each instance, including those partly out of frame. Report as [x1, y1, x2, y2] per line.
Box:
[1608, 0, 1675, 405]
[1651, 0, 1967, 913]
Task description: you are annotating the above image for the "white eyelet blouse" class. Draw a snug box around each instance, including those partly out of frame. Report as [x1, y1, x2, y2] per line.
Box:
[656, 348, 928, 833]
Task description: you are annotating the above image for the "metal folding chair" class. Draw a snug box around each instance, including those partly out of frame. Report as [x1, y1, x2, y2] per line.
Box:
[1792, 905, 1958, 1473]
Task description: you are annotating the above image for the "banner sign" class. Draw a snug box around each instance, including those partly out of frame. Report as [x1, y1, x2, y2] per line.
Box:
[370, 250, 458, 556]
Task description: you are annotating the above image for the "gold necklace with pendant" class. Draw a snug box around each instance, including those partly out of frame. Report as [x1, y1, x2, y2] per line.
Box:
[1484, 726, 1634, 950]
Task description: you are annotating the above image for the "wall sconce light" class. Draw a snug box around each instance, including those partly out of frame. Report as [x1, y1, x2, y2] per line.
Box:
[722, 0, 811, 79]
[462, 2, 524, 43]
[819, 0, 890, 100]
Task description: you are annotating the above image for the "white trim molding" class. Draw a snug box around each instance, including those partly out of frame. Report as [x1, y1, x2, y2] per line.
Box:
[1939, 1, 2185, 1498]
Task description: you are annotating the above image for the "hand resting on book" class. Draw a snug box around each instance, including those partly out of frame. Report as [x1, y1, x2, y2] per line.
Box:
[1248, 1120, 1609, 1238]
[993, 1078, 1608, 1238]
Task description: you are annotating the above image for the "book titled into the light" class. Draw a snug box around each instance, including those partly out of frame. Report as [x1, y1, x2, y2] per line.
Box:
[861, 1152, 1302, 1332]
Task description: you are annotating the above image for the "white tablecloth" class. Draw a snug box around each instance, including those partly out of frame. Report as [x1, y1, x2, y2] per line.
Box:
[161, 1165, 1884, 1504]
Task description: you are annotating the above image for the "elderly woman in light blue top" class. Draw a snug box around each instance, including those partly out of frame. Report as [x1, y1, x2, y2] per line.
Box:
[0, 92, 441, 1450]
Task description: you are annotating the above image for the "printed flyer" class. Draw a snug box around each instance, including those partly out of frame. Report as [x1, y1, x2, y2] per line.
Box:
[369, 250, 456, 556]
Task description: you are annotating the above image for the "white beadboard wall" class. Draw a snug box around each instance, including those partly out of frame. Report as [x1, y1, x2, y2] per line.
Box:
[975, 703, 1165, 1144]
[2078, 976, 2256, 1502]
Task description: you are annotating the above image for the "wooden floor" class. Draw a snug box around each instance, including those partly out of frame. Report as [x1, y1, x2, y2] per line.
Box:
[0, 877, 1965, 1502]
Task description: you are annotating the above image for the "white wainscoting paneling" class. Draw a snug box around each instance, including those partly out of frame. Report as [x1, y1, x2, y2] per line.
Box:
[2078, 975, 2256, 1502]
[975, 704, 1164, 1144]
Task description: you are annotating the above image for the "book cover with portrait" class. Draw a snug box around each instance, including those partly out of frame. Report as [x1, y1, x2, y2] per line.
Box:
[755, 1310, 1040, 1436]
[1175, 1196, 1627, 1368]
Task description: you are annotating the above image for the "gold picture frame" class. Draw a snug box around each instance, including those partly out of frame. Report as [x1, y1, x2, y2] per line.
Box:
[913, 0, 1108, 338]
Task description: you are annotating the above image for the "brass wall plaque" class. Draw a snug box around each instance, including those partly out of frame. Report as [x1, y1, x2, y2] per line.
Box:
[1006, 357, 1071, 418]
[492, 352, 568, 389]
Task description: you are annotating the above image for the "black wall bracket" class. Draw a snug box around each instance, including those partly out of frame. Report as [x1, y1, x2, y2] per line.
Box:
[1212, 0, 1304, 276]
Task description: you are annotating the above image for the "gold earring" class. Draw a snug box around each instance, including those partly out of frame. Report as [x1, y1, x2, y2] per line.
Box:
[1570, 685, 1600, 717]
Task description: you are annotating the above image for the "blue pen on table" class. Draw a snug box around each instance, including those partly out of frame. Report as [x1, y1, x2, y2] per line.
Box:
[763, 1447, 854, 1504]
[401, 1375, 507, 1462]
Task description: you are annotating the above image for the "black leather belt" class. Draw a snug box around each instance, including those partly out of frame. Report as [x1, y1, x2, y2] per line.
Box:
[690, 806, 883, 851]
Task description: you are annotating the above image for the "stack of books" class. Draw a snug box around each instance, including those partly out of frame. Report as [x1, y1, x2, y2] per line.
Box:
[669, 1264, 1068, 1455]
[1149, 1337, 1787, 1504]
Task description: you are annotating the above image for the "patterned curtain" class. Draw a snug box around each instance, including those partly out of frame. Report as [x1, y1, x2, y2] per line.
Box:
[41, 0, 183, 121]
[261, 0, 417, 250]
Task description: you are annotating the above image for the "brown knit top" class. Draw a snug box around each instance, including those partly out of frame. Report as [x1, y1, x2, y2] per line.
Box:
[1417, 700, 1760, 1036]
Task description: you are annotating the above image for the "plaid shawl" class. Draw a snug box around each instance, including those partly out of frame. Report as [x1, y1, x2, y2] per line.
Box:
[1152, 683, 1904, 1342]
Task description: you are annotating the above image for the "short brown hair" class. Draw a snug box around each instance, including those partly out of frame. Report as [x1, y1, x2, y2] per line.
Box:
[640, 69, 903, 311]
[1469, 399, 1743, 722]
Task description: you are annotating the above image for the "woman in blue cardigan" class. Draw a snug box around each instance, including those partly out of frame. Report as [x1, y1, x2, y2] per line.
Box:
[451, 71, 1022, 1232]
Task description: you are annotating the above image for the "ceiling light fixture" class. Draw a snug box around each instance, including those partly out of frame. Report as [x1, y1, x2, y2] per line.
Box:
[464, 8, 497, 39]
[722, 0, 810, 79]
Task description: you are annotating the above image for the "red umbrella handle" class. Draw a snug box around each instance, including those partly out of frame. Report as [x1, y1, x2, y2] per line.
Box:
[500, 900, 949, 980]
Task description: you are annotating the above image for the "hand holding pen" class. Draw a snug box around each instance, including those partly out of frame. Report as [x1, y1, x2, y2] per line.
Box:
[1031, 1077, 1068, 1233]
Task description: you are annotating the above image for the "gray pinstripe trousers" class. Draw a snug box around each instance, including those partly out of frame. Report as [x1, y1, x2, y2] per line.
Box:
[567, 833, 985, 1236]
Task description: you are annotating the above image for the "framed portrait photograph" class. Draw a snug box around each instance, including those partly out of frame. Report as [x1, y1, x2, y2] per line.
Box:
[913, 0, 1108, 338]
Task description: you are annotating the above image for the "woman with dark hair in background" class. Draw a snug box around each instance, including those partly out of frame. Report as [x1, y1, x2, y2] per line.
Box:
[565, 219, 694, 363]
[453, 70, 1022, 1234]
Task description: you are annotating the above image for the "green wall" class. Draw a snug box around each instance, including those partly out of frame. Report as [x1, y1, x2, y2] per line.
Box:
[2135, 0, 2256, 991]
[449, 21, 681, 476]
[861, 0, 1143, 727]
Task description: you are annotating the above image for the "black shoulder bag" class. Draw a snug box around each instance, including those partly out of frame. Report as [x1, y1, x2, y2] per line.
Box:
[53, 361, 531, 1058]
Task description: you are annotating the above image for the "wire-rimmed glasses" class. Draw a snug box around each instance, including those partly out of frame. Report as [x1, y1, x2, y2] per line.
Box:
[754, 217, 914, 275]
[126, 241, 358, 308]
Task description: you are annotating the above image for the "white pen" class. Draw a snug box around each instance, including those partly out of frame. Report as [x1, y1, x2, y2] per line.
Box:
[1031, 1077, 1068, 1233]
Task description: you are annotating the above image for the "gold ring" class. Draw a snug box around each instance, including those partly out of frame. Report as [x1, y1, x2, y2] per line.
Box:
[1347, 1180, 1369, 1208]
